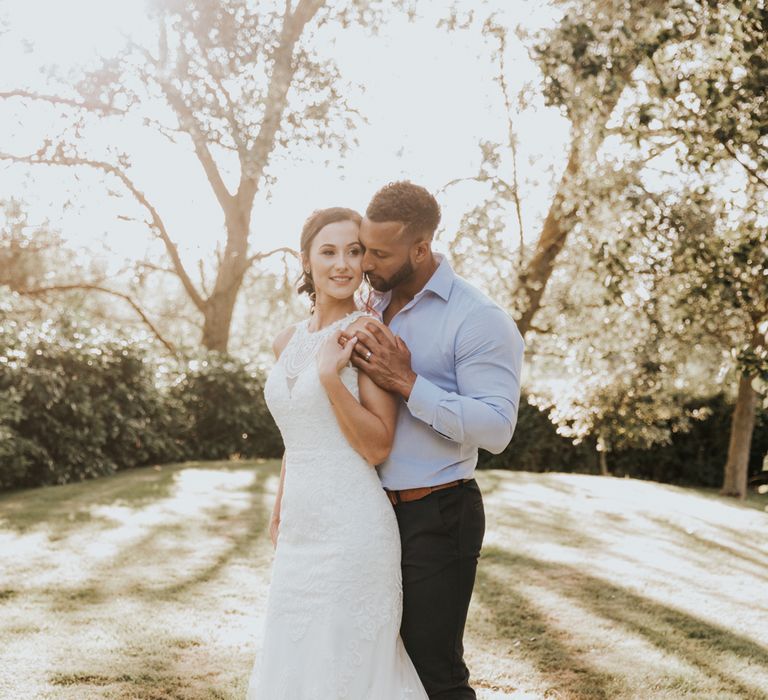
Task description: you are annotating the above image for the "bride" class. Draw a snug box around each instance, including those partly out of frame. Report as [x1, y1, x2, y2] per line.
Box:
[247, 207, 428, 699]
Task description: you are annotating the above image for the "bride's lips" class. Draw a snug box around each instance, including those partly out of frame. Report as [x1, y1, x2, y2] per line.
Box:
[330, 276, 353, 284]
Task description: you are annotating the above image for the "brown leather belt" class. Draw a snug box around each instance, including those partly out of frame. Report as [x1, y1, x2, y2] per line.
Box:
[384, 479, 466, 506]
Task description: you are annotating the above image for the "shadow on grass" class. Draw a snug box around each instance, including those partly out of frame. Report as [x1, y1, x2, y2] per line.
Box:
[50, 665, 229, 700]
[493, 500, 604, 551]
[38, 462, 273, 611]
[474, 560, 620, 699]
[478, 545, 768, 700]
[478, 469, 584, 498]
[647, 517, 768, 583]
[0, 461, 184, 534]
[125, 464, 271, 601]
[475, 469, 506, 497]
[34, 461, 275, 698]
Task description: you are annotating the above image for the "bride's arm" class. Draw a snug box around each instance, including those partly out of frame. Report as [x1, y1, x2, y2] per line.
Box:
[317, 327, 398, 465]
[269, 453, 286, 548]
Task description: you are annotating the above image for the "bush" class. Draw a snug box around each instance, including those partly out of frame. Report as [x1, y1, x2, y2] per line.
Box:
[0, 322, 282, 491]
[610, 393, 768, 488]
[0, 322, 182, 489]
[169, 353, 282, 461]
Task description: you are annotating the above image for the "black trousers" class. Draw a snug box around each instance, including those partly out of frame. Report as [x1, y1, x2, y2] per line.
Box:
[393, 478, 485, 700]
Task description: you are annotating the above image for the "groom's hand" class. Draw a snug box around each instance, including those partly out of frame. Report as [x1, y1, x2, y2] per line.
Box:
[349, 322, 417, 400]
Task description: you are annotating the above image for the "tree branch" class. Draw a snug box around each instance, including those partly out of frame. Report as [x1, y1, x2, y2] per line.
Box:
[18, 283, 178, 356]
[436, 174, 495, 194]
[156, 77, 237, 211]
[527, 323, 551, 334]
[198, 259, 211, 297]
[135, 261, 176, 275]
[246, 246, 299, 267]
[0, 148, 207, 312]
[240, 0, 326, 201]
[720, 141, 768, 190]
[212, 246, 299, 299]
[496, 24, 526, 261]
[124, 37, 236, 212]
[0, 89, 126, 115]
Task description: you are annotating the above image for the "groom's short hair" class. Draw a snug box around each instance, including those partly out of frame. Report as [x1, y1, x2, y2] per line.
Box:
[366, 181, 441, 240]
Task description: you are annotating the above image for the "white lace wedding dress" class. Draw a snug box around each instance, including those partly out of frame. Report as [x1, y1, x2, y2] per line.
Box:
[247, 310, 427, 700]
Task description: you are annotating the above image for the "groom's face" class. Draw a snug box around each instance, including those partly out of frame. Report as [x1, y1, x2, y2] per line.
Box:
[359, 218, 415, 293]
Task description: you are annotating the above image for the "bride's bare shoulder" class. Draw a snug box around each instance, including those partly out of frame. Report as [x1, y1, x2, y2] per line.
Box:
[272, 324, 299, 359]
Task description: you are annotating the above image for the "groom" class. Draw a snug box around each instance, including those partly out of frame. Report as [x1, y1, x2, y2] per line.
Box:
[348, 181, 524, 699]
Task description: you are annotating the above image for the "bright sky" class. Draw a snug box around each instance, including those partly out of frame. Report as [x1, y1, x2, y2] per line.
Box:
[0, 0, 568, 275]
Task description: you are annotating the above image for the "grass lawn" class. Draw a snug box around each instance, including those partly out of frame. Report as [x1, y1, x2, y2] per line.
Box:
[1, 460, 767, 699]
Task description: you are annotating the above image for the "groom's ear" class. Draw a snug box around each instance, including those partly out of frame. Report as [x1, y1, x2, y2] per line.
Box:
[412, 238, 431, 263]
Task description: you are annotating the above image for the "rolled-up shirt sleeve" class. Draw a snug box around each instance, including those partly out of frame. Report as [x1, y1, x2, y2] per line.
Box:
[405, 305, 524, 454]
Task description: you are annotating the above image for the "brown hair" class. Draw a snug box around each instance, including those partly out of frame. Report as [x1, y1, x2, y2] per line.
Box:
[297, 207, 363, 301]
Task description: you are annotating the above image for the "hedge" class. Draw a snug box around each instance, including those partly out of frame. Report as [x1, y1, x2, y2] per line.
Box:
[0, 323, 281, 490]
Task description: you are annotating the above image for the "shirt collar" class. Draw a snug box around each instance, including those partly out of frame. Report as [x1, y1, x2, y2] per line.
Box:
[422, 253, 454, 301]
[370, 253, 454, 314]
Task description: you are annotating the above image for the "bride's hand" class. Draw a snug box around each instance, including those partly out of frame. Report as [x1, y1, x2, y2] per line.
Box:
[317, 329, 358, 381]
[269, 516, 280, 549]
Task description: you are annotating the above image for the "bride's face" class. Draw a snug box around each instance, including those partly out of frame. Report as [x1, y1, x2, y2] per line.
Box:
[305, 219, 364, 301]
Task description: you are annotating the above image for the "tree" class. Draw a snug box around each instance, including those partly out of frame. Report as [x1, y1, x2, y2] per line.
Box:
[449, 0, 767, 496]
[523, 167, 721, 475]
[0, 198, 180, 354]
[446, 0, 689, 334]
[616, 0, 768, 497]
[0, 0, 389, 352]
[667, 188, 767, 498]
[575, 178, 767, 497]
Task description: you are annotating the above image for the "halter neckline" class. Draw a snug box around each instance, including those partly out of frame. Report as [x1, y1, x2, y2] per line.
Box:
[303, 309, 366, 335]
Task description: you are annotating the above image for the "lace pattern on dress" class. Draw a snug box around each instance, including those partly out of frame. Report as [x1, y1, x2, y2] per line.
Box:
[280, 310, 370, 397]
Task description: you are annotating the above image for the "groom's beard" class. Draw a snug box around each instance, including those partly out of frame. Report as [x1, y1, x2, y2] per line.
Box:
[366, 259, 414, 293]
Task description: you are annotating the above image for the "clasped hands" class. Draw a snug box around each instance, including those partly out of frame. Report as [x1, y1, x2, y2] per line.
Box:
[339, 322, 417, 400]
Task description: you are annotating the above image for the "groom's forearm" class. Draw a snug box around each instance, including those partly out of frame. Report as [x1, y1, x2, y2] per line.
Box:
[406, 375, 517, 453]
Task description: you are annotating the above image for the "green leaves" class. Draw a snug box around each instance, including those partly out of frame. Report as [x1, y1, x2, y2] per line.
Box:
[0, 320, 281, 491]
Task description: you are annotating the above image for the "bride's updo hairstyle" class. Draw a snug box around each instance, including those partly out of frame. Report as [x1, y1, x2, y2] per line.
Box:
[297, 207, 363, 305]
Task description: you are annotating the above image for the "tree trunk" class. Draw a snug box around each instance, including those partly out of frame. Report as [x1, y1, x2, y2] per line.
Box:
[514, 146, 579, 336]
[201, 286, 241, 352]
[598, 449, 610, 476]
[201, 211, 250, 351]
[721, 372, 758, 499]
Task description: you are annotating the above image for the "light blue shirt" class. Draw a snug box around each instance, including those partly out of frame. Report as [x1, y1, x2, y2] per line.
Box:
[372, 254, 524, 489]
